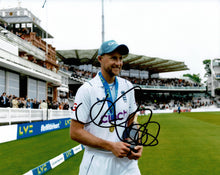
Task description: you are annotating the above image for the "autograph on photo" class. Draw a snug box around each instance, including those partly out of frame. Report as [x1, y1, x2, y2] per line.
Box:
[74, 86, 160, 148]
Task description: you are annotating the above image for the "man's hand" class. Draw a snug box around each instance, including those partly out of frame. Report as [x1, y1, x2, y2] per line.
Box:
[110, 142, 131, 158]
[127, 145, 143, 160]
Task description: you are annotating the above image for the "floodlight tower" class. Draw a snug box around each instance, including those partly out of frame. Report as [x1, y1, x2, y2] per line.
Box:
[101, 0, 105, 43]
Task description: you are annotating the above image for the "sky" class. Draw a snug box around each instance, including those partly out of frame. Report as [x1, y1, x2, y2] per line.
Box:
[1, 0, 220, 82]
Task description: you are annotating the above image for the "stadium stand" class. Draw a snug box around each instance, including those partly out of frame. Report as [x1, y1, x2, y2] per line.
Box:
[0, 5, 219, 126]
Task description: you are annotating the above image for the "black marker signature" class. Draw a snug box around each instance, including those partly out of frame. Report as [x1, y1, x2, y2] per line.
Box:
[74, 86, 160, 147]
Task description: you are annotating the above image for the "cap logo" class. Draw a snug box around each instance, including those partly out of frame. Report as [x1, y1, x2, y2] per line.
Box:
[108, 41, 116, 46]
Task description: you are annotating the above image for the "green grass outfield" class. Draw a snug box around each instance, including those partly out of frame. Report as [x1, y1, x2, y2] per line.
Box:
[0, 112, 219, 175]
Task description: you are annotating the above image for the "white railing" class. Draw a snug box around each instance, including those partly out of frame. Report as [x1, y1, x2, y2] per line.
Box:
[0, 108, 73, 125]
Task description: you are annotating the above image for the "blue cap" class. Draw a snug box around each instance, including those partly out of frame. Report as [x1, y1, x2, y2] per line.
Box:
[98, 40, 129, 56]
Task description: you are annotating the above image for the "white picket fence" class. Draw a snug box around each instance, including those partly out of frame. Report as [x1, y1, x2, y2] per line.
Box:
[1, 106, 219, 125]
[0, 108, 73, 125]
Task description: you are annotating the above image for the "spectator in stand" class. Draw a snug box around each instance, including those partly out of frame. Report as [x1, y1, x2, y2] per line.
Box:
[30, 99, 34, 109]
[32, 58, 37, 63]
[15, 31, 21, 37]
[22, 54, 28, 60]
[3, 22, 8, 30]
[0, 92, 8, 107]
[40, 100, 48, 109]
[43, 63, 47, 68]
[26, 98, 31, 108]
[7, 95, 12, 107]
[18, 97, 26, 108]
[32, 98, 39, 109]
[47, 99, 52, 109]
[58, 102, 64, 110]
[51, 100, 59, 109]
[63, 102, 69, 110]
[12, 96, 19, 108]
[52, 66, 57, 73]
[21, 27, 29, 35]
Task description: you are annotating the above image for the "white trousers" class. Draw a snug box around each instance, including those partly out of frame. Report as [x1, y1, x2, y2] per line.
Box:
[79, 149, 141, 175]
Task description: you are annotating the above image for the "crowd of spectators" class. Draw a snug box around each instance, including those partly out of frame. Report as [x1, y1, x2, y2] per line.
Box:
[68, 68, 214, 109]
[70, 67, 96, 80]
[0, 21, 30, 39]
[138, 95, 214, 111]
[123, 76, 202, 87]
[0, 92, 70, 110]
[69, 67, 202, 88]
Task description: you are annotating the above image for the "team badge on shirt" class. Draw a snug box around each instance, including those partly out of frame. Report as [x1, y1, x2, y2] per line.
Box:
[121, 91, 127, 103]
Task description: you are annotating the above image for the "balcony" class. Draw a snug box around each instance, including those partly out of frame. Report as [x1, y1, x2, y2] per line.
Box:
[0, 48, 61, 85]
[0, 26, 46, 61]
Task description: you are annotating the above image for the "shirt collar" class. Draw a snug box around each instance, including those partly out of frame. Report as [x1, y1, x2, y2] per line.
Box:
[93, 71, 118, 88]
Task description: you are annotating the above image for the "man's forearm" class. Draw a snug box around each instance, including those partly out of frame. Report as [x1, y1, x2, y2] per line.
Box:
[70, 119, 113, 151]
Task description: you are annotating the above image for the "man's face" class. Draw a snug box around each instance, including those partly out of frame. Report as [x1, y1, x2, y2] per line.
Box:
[99, 51, 123, 77]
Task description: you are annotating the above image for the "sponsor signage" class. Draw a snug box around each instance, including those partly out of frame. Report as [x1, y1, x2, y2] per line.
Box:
[32, 161, 51, 175]
[49, 154, 65, 169]
[173, 109, 191, 113]
[17, 118, 71, 139]
[73, 144, 84, 154]
[0, 125, 17, 143]
[23, 144, 84, 175]
[63, 149, 74, 160]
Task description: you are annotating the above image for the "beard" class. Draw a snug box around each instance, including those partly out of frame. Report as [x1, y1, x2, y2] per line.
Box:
[105, 66, 121, 77]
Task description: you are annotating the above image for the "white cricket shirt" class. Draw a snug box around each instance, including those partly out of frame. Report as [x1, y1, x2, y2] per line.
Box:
[71, 73, 137, 143]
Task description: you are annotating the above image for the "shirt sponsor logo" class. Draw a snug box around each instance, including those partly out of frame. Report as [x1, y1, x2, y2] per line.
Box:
[101, 110, 127, 123]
